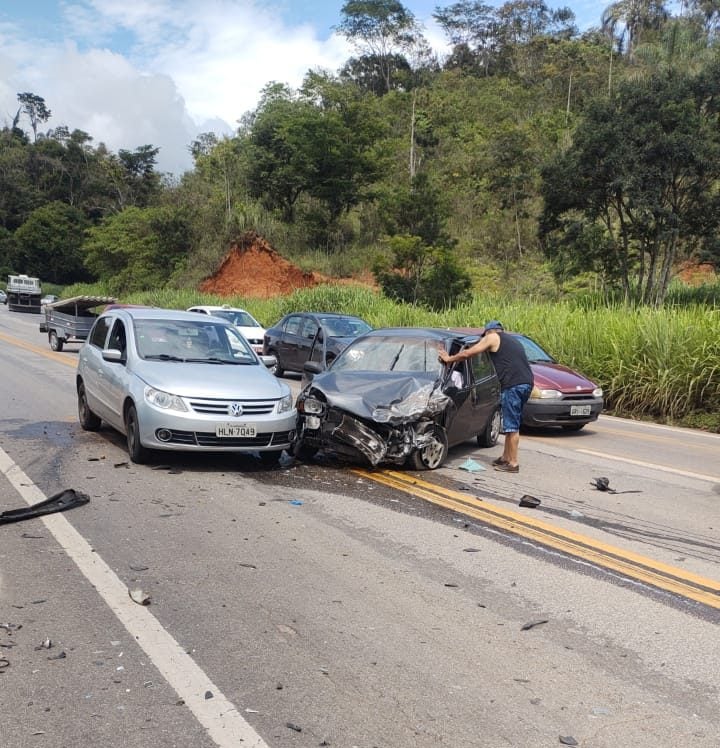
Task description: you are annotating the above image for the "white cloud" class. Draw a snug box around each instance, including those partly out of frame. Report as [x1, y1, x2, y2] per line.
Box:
[0, 1, 351, 175]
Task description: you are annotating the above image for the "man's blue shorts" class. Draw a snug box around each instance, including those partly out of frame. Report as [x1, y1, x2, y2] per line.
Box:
[500, 383, 532, 433]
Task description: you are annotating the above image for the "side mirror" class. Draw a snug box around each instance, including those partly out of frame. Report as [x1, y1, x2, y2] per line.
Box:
[303, 361, 323, 376]
[259, 354, 277, 368]
[103, 348, 123, 363]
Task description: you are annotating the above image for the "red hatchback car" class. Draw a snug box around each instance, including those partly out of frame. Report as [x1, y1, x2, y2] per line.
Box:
[455, 329, 603, 431]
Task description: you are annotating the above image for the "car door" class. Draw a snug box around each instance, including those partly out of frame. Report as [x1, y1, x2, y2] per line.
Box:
[100, 318, 132, 431]
[277, 314, 303, 371]
[79, 316, 113, 421]
[446, 352, 500, 445]
[296, 316, 319, 370]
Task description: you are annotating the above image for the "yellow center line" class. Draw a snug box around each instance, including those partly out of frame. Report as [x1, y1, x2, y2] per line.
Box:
[0, 330, 77, 367]
[353, 468, 720, 610]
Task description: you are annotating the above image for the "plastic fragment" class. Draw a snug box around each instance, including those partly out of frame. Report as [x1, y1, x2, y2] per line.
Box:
[289, 500, 303, 506]
[286, 722, 302, 732]
[521, 619, 549, 631]
[519, 495, 541, 508]
[458, 458, 485, 472]
[47, 651, 66, 660]
[129, 589, 151, 605]
[0, 489, 89, 525]
[559, 737, 578, 746]
[204, 690, 213, 700]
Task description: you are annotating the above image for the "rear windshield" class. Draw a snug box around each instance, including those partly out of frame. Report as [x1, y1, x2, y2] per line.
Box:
[320, 317, 372, 337]
[211, 310, 260, 327]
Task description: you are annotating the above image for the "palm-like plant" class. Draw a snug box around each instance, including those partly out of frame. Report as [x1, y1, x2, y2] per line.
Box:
[601, 0, 670, 58]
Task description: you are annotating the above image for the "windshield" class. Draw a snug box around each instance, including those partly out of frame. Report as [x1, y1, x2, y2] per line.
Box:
[332, 336, 443, 375]
[134, 319, 257, 364]
[516, 335, 553, 363]
[320, 316, 372, 337]
[212, 310, 260, 327]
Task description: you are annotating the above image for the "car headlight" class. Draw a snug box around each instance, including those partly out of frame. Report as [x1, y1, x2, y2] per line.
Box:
[593, 387, 603, 398]
[301, 396, 324, 415]
[530, 387, 562, 400]
[277, 394, 293, 414]
[144, 386, 188, 411]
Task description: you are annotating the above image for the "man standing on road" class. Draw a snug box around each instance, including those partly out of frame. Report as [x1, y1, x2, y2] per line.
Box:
[438, 320, 533, 473]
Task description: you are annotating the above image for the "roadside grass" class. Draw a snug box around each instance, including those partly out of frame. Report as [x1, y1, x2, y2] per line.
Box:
[62, 281, 720, 432]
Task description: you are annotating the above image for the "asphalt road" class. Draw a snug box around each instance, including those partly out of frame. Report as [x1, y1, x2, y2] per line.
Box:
[1, 304, 719, 748]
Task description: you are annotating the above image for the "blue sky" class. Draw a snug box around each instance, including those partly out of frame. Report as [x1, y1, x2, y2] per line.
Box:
[0, 1, 606, 174]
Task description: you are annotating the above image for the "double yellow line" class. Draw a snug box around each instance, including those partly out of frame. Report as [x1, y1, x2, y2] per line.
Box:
[354, 468, 720, 610]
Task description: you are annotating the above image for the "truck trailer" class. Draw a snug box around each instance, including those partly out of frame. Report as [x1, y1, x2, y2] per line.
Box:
[7, 274, 42, 314]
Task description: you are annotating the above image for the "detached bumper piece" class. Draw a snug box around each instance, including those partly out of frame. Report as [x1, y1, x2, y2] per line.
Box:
[0, 489, 90, 525]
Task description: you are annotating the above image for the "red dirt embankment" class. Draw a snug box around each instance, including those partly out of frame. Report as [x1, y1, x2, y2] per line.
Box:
[199, 232, 329, 298]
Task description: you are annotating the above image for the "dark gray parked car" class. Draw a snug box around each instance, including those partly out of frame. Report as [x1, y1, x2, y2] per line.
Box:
[263, 312, 371, 376]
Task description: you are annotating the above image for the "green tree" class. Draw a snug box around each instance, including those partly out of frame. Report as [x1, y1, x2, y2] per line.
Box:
[540, 72, 720, 304]
[17, 92, 51, 142]
[83, 206, 193, 292]
[14, 201, 88, 283]
[336, 1, 422, 92]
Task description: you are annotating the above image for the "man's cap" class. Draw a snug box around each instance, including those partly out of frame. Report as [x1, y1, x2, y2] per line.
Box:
[483, 320, 504, 333]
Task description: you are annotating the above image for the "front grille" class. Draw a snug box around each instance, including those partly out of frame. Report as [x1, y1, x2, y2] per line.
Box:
[561, 393, 593, 401]
[161, 429, 293, 447]
[188, 398, 276, 416]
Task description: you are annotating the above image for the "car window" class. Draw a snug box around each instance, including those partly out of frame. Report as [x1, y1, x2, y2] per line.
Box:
[321, 317, 371, 337]
[470, 352, 494, 381]
[301, 318, 319, 339]
[334, 337, 442, 375]
[88, 316, 112, 348]
[107, 320, 127, 356]
[213, 310, 259, 327]
[284, 316, 303, 336]
[516, 335, 553, 363]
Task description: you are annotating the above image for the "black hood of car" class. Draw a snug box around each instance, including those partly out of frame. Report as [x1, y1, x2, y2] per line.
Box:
[307, 370, 450, 423]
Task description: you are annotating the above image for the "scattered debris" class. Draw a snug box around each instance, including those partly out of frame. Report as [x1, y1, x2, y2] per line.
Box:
[129, 564, 149, 572]
[463, 548, 481, 553]
[559, 736, 578, 746]
[590, 477, 641, 495]
[519, 495, 541, 508]
[20, 533, 44, 539]
[521, 619, 549, 631]
[0, 623, 21, 633]
[0, 658, 9, 670]
[286, 722, 302, 733]
[444, 583, 459, 588]
[47, 651, 66, 660]
[129, 589, 151, 606]
[458, 458, 485, 472]
[237, 563, 257, 569]
[569, 510, 584, 519]
[289, 500, 304, 506]
[113, 462, 129, 468]
[0, 489, 90, 525]
[204, 691, 213, 700]
[34, 638, 52, 651]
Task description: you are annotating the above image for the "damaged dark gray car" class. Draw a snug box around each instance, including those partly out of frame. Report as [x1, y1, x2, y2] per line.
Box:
[294, 328, 502, 470]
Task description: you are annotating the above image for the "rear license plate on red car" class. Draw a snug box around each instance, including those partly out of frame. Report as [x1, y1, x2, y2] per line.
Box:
[570, 405, 591, 416]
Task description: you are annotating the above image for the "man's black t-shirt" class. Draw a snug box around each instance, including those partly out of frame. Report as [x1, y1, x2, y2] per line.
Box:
[489, 332, 533, 390]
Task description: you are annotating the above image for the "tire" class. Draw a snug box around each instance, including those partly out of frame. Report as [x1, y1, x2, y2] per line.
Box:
[477, 408, 501, 448]
[78, 382, 101, 431]
[409, 425, 448, 470]
[125, 404, 150, 464]
[293, 441, 318, 461]
[562, 423, 585, 432]
[49, 331, 64, 351]
[258, 449, 284, 465]
[268, 349, 284, 377]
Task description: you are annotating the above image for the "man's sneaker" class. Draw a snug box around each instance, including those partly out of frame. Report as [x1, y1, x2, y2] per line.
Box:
[491, 456, 508, 466]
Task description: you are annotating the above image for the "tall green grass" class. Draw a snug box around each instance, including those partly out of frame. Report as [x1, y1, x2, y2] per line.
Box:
[61, 281, 720, 431]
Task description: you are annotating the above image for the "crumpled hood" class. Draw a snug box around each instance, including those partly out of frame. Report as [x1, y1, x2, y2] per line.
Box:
[530, 362, 597, 392]
[133, 361, 288, 399]
[310, 371, 449, 422]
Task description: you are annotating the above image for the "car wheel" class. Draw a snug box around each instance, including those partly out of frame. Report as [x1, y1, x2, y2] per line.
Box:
[410, 426, 448, 470]
[293, 441, 318, 462]
[77, 382, 101, 431]
[49, 331, 64, 351]
[258, 449, 284, 465]
[562, 423, 585, 432]
[269, 350, 284, 377]
[125, 404, 150, 464]
[477, 408, 501, 447]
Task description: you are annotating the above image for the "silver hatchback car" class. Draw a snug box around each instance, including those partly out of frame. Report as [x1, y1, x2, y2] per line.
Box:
[76, 308, 296, 464]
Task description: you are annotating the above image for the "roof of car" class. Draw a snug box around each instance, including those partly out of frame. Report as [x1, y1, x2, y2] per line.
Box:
[188, 305, 250, 312]
[107, 307, 234, 325]
[363, 327, 477, 342]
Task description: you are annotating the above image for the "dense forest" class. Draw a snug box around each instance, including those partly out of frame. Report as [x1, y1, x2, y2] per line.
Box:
[2, 0, 720, 309]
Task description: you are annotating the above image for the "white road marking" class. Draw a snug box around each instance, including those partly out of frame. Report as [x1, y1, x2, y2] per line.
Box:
[577, 448, 719, 483]
[0, 446, 270, 748]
